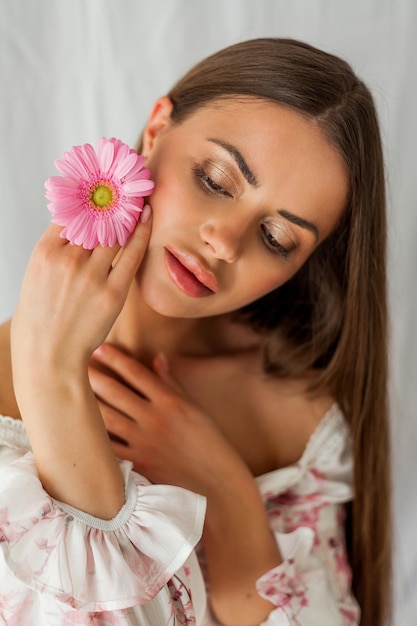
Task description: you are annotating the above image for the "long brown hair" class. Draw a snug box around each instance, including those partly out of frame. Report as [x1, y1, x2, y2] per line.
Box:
[141, 38, 391, 625]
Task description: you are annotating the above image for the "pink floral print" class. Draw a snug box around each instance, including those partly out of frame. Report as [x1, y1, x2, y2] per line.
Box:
[0, 404, 361, 626]
[0, 417, 206, 625]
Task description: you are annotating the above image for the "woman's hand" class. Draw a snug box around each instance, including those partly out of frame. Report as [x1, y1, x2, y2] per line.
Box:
[10, 212, 152, 518]
[12, 212, 151, 375]
[89, 344, 280, 625]
[89, 343, 246, 495]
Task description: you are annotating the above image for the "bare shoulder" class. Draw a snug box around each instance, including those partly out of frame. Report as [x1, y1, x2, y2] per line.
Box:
[0, 319, 12, 384]
[250, 366, 336, 468]
[0, 319, 19, 419]
[175, 316, 336, 473]
[175, 345, 335, 474]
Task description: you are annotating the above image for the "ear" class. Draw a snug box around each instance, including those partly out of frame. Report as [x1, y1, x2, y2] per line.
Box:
[142, 96, 174, 156]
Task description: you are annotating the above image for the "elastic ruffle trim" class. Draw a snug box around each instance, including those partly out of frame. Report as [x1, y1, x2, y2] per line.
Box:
[0, 451, 206, 611]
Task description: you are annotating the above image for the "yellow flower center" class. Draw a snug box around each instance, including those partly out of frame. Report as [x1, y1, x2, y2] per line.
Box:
[92, 185, 113, 210]
[86, 178, 118, 213]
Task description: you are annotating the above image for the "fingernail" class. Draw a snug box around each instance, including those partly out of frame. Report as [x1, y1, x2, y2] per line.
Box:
[157, 351, 170, 373]
[140, 203, 152, 224]
[93, 345, 105, 358]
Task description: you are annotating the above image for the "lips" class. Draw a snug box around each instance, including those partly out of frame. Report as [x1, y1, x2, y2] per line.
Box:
[164, 247, 218, 298]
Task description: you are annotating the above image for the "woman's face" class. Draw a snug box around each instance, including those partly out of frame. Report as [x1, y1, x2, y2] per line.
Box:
[137, 96, 349, 318]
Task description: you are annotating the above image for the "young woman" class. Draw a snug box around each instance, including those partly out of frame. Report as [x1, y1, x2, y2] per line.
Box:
[0, 38, 391, 625]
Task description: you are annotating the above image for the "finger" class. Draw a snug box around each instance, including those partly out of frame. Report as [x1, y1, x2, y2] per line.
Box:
[109, 440, 132, 462]
[34, 224, 123, 289]
[108, 204, 152, 288]
[87, 242, 123, 278]
[40, 223, 73, 249]
[21, 226, 93, 295]
[92, 343, 168, 400]
[97, 400, 136, 442]
[89, 365, 149, 418]
[152, 353, 184, 395]
[33, 225, 91, 267]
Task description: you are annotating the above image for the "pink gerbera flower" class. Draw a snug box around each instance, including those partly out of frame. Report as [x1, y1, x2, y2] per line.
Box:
[45, 137, 154, 249]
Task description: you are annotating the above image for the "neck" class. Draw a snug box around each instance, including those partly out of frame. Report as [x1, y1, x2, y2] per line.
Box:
[106, 284, 260, 365]
[106, 285, 210, 366]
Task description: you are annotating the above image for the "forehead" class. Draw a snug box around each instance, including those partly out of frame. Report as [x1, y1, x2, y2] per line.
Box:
[173, 98, 349, 240]
[181, 97, 341, 164]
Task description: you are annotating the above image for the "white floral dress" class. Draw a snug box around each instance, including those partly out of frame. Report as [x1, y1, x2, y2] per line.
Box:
[0, 415, 207, 625]
[0, 405, 360, 625]
[200, 404, 360, 626]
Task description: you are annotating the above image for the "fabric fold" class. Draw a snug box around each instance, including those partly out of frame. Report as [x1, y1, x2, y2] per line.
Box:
[0, 451, 206, 611]
[256, 528, 358, 625]
[256, 404, 354, 504]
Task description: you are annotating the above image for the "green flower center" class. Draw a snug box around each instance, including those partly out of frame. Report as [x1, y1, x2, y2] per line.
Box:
[92, 185, 113, 209]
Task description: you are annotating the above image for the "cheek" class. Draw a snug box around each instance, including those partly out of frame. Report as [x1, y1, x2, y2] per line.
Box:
[147, 166, 195, 230]
[235, 260, 291, 304]
[146, 191, 183, 243]
[236, 241, 318, 304]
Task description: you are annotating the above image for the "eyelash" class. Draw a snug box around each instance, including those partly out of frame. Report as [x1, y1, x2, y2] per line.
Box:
[192, 165, 290, 260]
[192, 166, 231, 196]
[260, 224, 290, 260]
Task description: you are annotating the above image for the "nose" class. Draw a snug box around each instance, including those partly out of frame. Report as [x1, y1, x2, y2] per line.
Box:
[199, 218, 246, 263]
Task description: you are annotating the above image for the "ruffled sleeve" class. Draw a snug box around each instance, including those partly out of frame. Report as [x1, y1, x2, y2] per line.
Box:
[253, 405, 360, 626]
[0, 449, 206, 612]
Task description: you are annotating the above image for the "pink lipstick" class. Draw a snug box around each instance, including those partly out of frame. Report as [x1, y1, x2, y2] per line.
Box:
[164, 248, 218, 298]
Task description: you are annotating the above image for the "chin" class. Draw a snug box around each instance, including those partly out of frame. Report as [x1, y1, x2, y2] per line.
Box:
[138, 281, 204, 319]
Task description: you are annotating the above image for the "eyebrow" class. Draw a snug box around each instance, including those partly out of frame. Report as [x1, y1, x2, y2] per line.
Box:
[278, 209, 319, 241]
[208, 137, 319, 241]
[208, 138, 258, 187]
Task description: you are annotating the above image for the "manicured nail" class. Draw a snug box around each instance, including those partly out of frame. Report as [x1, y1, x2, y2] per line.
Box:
[140, 203, 152, 224]
[93, 345, 105, 358]
[157, 352, 170, 373]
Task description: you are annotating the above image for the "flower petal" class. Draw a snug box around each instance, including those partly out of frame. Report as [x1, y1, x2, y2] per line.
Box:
[113, 153, 142, 180]
[108, 141, 130, 175]
[55, 154, 88, 181]
[120, 200, 144, 216]
[70, 146, 96, 177]
[47, 195, 82, 217]
[97, 139, 115, 174]
[105, 218, 117, 247]
[45, 188, 78, 202]
[118, 214, 138, 229]
[96, 218, 109, 246]
[64, 212, 92, 244]
[124, 157, 147, 180]
[80, 143, 100, 173]
[112, 216, 130, 247]
[123, 179, 155, 195]
[46, 138, 154, 248]
[45, 176, 79, 192]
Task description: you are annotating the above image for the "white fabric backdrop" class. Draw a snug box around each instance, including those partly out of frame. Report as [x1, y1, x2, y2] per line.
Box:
[1, 1, 415, 623]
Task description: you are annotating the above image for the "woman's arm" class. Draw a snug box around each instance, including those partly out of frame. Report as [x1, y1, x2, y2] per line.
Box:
[11, 216, 152, 519]
[201, 467, 281, 626]
[90, 344, 280, 625]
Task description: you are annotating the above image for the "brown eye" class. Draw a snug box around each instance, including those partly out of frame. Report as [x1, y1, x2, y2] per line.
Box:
[260, 224, 290, 260]
[192, 166, 231, 197]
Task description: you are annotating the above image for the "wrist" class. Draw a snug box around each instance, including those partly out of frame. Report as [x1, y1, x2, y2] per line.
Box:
[13, 352, 91, 417]
[13, 339, 89, 382]
[204, 469, 266, 531]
